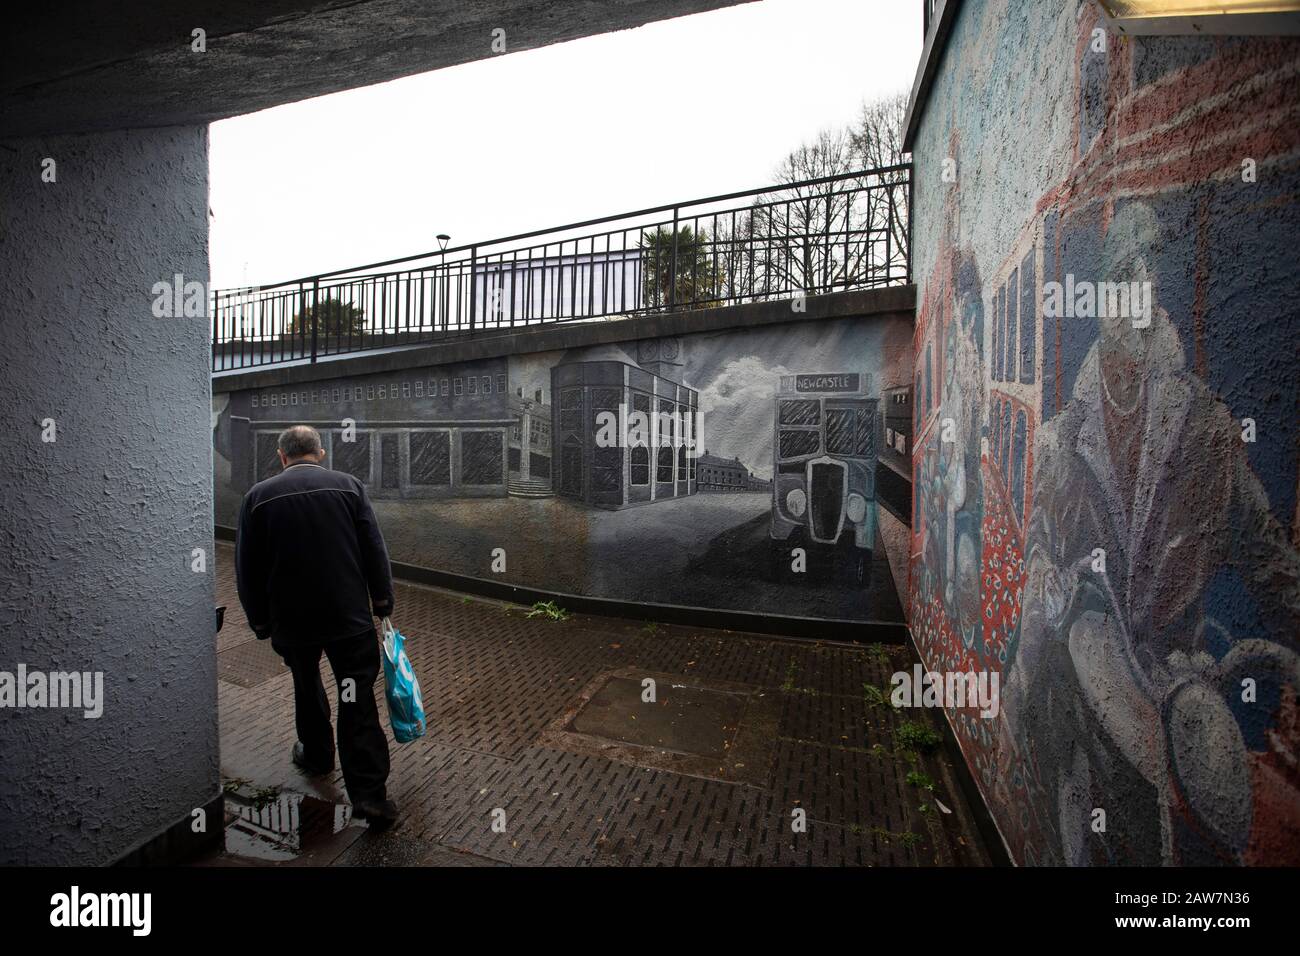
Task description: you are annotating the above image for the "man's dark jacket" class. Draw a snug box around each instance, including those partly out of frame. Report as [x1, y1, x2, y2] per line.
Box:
[236, 461, 394, 649]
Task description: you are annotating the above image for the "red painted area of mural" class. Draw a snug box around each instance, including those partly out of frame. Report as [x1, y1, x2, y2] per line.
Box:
[979, 457, 1024, 669]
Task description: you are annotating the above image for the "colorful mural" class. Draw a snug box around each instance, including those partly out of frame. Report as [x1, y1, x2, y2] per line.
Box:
[909, 1, 1300, 864]
[214, 315, 915, 624]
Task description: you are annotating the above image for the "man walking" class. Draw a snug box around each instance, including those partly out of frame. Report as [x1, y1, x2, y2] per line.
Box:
[235, 425, 399, 829]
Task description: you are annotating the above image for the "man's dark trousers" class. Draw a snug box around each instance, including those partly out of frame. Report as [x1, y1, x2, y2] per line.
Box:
[281, 628, 390, 803]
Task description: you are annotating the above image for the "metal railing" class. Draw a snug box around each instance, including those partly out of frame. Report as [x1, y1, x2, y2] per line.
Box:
[211, 164, 911, 371]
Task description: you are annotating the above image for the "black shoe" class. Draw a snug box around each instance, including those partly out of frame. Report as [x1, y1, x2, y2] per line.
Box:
[352, 796, 400, 831]
[291, 742, 334, 776]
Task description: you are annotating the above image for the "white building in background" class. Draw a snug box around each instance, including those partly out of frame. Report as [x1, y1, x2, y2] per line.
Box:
[474, 249, 643, 324]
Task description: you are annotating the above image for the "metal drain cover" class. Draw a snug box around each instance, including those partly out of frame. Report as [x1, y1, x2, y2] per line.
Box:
[541, 667, 779, 787]
[571, 677, 745, 757]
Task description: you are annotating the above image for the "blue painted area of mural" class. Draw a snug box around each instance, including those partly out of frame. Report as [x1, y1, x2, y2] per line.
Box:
[1054, 209, 1103, 407]
[1203, 176, 1298, 525]
[1040, 209, 1060, 420]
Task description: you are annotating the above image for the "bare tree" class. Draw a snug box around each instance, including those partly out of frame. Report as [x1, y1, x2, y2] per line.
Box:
[849, 90, 909, 169]
[761, 128, 860, 293]
[849, 90, 910, 274]
[722, 91, 910, 301]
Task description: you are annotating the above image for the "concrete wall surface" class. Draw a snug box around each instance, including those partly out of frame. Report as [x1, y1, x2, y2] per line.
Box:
[0, 126, 219, 865]
[909, 0, 1300, 864]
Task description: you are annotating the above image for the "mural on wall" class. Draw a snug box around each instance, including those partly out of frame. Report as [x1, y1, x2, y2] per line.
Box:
[911, 1, 1300, 865]
[214, 315, 914, 623]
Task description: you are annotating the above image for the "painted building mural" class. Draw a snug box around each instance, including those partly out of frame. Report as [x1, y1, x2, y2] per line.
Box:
[214, 314, 915, 624]
[910, 1, 1300, 864]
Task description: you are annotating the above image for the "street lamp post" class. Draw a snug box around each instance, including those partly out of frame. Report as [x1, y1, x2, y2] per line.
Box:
[435, 233, 450, 332]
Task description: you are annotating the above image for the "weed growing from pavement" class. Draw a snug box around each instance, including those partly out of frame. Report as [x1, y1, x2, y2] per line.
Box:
[774, 658, 816, 697]
[871, 825, 925, 850]
[224, 778, 283, 809]
[906, 770, 935, 791]
[250, 785, 282, 809]
[865, 644, 892, 668]
[525, 600, 569, 622]
[863, 682, 890, 708]
[896, 720, 942, 753]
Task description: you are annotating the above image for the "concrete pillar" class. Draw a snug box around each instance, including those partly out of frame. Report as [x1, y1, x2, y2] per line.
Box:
[0, 126, 219, 865]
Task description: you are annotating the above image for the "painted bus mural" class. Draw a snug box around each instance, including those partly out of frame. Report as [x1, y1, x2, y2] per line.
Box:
[770, 372, 878, 587]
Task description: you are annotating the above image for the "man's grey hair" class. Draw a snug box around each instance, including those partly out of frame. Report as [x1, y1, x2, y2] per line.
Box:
[279, 425, 323, 459]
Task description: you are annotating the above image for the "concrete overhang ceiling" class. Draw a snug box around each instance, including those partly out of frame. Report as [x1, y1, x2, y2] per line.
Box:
[1, 0, 752, 139]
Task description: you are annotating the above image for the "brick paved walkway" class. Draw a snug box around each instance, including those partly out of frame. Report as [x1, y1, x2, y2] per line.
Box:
[209, 541, 990, 867]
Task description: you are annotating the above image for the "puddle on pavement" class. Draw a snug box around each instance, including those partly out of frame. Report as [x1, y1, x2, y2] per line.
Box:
[224, 791, 358, 862]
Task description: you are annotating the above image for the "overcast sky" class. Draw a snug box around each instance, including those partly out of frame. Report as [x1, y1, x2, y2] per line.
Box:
[209, 0, 920, 290]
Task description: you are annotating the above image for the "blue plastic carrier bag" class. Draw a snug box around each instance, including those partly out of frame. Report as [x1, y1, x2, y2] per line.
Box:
[381, 617, 426, 743]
